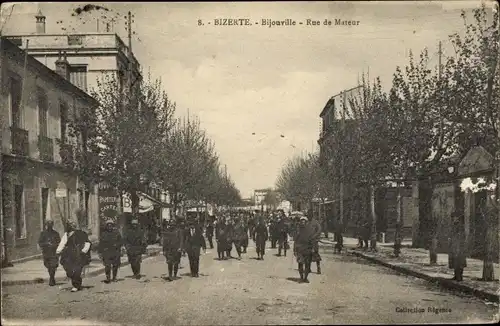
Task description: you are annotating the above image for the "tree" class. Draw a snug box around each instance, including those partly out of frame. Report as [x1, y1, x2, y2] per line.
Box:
[67, 72, 176, 224]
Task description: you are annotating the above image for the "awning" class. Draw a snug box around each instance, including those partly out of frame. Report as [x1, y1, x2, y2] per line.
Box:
[123, 192, 172, 214]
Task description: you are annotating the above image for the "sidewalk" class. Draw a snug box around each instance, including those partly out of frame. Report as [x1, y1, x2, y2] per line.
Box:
[320, 236, 499, 303]
[1, 245, 162, 287]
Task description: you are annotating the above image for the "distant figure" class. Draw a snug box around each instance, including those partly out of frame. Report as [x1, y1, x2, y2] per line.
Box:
[98, 219, 123, 283]
[205, 218, 215, 249]
[162, 220, 183, 281]
[253, 217, 269, 260]
[215, 217, 229, 260]
[56, 221, 91, 292]
[276, 217, 289, 257]
[309, 215, 323, 274]
[448, 211, 467, 281]
[184, 222, 206, 277]
[232, 216, 247, 259]
[294, 216, 313, 283]
[125, 219, 146, 279]
[38, 220, 61, 286]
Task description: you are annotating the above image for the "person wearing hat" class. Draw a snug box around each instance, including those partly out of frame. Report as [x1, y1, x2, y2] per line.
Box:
[225, 217, 236, 258]
[232, 216, 246, 259]
[448, 211, 467, 281]
[125, 218, 146, 279]
[184, 220, 206, 277]
[98, 219, 123, 283]
[215, 216, 229, 260]
[38, 220, 61, 286]
[253, 216, 269, 260]
[56, 220, 92, 292]
[162, 219, 183, 281]
[293, 216, 314, 283]
[308, 215, 323, 274]
[205, 216, 215, 249]
[276, 215, 290, 257]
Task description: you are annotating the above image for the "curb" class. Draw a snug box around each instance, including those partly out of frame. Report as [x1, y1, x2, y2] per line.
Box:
[350, 249, 499, 303]
[1, 249, 162, 287]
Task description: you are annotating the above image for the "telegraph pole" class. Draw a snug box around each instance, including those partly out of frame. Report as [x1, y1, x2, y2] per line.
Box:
[438, 41, 442, 80]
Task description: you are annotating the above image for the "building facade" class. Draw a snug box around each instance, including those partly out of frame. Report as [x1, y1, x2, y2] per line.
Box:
[1, 37, 100, 262]
[5, 10, 141, 96]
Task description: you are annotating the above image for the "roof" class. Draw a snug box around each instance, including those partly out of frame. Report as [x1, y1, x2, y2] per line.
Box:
[1, 37, 98, 106]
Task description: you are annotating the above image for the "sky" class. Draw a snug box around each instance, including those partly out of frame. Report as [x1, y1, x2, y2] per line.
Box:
[0, 1, 493, 198]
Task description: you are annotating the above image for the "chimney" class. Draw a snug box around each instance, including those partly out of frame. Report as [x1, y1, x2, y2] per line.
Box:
[35, 9, 46, 34]
[55, 51, 71, 80]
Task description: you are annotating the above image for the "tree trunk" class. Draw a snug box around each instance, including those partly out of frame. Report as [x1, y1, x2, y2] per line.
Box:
[370, 185, 377, 251]
[426, 177, 438, 265]
[483, 196, 496, 281]
[394, 183, 403, 257]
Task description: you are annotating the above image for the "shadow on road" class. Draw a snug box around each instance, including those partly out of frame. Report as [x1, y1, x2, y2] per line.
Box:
[285, 277, 303, 283]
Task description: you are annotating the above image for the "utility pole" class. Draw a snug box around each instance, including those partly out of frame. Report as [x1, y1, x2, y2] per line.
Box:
[438, 41, 442, 80]
[338, 91, 345, 242]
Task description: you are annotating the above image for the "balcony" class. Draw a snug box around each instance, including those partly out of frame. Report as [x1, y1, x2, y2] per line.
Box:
[38, 135, 54, 162]
[59, 143, 74, 166]
[11, 127, 29, 156]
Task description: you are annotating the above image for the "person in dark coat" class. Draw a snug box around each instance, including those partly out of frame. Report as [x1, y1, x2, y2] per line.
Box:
[241, 216, 249, 253]
[162, 219, 183, 281]
[232, 216, 247, 259]
[38, 220, 61, 286]
[125, 219, 146, 279]
[294, 216, 314, 283]
[276, 217, 289, 257]
[448, 211, 467, 281]
[99, 220, 123, 283]
[361, 220, 371, 249]
[205, 218, 215, 249]
[56, 220, 92, 292]
[269, 219, 278, 248]
[184, 222, 206, 277]
[225, 218, 235, 258]
[215, 217, 228, 260]
[253, 217, 268, 260]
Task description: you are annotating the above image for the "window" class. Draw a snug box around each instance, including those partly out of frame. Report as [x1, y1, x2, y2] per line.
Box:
[37, 87, 48, 137]
[77, 189, 90, 228]
[41, 188, 49, 228]
[67, 35, 83, 46]
[69, 65, 88, 91]
[85, 191, 90, 226]
[10, 76, 22, 128]
[14, 185, 26, 239]
[60, 101, 68, 143]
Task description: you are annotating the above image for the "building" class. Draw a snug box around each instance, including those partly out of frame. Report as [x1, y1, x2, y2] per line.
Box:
[317, 85, 414, 240]
[5, 9, 141, 95]
[254, 188, 271, 211]
[1, 37, 100, 262]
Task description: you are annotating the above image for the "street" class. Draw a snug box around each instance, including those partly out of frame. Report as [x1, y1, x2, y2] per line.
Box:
[2, 242, 497, 325]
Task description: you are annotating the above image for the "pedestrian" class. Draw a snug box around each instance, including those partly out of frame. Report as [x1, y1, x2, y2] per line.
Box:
[125, 218, 146, 279]
[205, 217, 215, 249]
[241, 215, 249, 253]
[232, 216, 246, 259]
[38, 220, 61, 286]
[56, 220, 92, 292]
[162, 219, 183, 281]
[276, 217, 289, 257]
[269, 218, 277, 249]
[293, 216, 313, 283]
[362, 220, 370, 249]
[253, 217, 268, 260]
[225, 217, 235, 258]
[215, 217, 228, 260]
[448, 211, 467, 281]
[308, 215, 323, 274]
[98, 219, 123, 283]
[184, 221, 206, 277]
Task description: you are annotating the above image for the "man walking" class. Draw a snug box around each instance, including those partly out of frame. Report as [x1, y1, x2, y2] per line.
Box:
[205, 217, 215, 249]
[98, 220, 123, 283]
[125, 219, 146, 279]
[56, 220, 92, 292]
[309, 215, 323, 274]
[184, 221, 206, 277]
[232, 216, 246, 259]
[162, 220, 183, 281]
[448, 211, 467, 281]
[225, 217, 235, 259]
[215, 217, 228, 260]
[253, 217, 268, 260]
[38, 220, 61, 286]
[294, 216, 313, 283]
[276, 217, 289, 257]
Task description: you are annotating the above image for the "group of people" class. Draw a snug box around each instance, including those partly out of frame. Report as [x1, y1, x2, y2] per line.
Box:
[38, 218, 146, 292]
[37, 209, 326, 293]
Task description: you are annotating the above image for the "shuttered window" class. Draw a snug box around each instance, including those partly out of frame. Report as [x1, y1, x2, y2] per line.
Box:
[70, 65, 88, 91]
